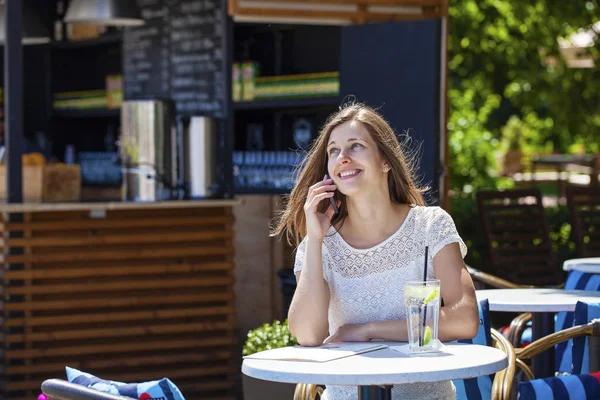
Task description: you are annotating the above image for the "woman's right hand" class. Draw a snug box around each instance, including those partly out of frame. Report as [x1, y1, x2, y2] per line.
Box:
[304, 175, 339, 241]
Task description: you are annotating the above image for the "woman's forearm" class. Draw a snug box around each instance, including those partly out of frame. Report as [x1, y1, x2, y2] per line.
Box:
[288, 237, 330, 346]
[366, 302, 479, 342]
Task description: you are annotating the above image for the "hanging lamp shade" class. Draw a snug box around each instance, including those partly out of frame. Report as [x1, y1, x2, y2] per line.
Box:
[64, 0, 145, 27]
[0, 2, 51, 45]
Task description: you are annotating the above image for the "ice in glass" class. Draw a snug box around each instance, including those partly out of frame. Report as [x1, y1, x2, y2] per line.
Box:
[403, 280, 441, 352]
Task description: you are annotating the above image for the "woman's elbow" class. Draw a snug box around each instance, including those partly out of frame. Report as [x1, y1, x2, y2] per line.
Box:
[290, 326, 324, 347]
[462, 306, 481, 339]
[289, 319, 325, 347]
[464, 315, 480, 339]
[296, 336, 324, 347]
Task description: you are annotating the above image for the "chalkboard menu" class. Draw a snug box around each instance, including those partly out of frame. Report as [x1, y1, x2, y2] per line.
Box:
[123, 0, 226, 118]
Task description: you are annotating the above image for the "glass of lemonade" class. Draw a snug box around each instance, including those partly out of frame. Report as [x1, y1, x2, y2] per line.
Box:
[403, 280, 441, 352]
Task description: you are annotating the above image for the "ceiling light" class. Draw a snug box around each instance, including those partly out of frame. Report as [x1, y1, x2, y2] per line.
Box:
[64, 0, 145, 27]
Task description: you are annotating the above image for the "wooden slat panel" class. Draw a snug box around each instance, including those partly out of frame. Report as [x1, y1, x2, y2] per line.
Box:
[6, 350, 233, 374]
[1, 205, 237, 400]
[6, 321, 233, 343]
[6, 336, 235, 359]
[7, 230, 234, 247]
[242, 0, 443, 5]
[4, 245, 232, 263]
[5, 276, 233, 295]
[4, 261, 232, 280]
[477, 188, 560, 286]
[4, 292, 232, 311]
[5, 215, 234, 232]
[229, 0, 446, 22]
[6, 306, 234, 327]
[490, 233, 549, 242]
[493, 245, 552, 254]
[567, 185, 600, 257]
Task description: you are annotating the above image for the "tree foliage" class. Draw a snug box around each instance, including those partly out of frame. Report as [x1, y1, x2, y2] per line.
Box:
[448, 0, 600, 193]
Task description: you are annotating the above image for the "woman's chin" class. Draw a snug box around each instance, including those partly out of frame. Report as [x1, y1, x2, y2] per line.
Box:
[336, 184, 361, 197]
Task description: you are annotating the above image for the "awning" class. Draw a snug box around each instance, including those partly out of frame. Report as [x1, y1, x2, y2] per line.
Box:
[228, 0, 447, 25]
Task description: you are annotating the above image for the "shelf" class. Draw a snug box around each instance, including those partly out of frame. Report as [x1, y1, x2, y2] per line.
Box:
[52, 109, 120, 118]
[233, 96, 341, 111]
[51, 33, 122, 49]
[234, 188, 290, 195]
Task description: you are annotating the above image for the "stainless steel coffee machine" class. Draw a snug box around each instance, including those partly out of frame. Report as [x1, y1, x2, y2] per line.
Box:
[119, 100, 177, 202]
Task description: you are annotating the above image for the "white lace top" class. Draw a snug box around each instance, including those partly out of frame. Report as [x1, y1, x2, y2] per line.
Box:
[294, 205, 468, 400]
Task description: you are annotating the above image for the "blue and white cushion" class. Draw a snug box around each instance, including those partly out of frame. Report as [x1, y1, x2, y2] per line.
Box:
[517, 372, 600, 399]
[555, 271, 600, 373]
[453, 298, 493, 400]
[65, 367, 185, 400]
[572, 301, 600, 375]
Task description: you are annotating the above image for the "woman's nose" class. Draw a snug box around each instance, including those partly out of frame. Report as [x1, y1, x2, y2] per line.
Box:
[337, 150, 351, 164]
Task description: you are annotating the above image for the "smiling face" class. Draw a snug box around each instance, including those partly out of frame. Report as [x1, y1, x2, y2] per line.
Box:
[326, 120, 389, 196]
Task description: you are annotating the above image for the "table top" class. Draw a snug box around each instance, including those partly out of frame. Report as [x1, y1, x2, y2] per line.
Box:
[242, 342, 507, 386]
[476, 288, 600, 312]
[531, 154, 596, 164]
[563, 258, 600, 273]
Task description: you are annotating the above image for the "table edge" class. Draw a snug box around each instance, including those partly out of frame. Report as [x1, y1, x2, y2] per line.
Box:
[241, 346, 508, 386]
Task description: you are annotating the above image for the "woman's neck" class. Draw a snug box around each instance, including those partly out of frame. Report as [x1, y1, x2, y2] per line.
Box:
[342, 189, 409, 248]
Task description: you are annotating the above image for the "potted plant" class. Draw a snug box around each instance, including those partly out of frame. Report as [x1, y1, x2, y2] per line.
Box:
[242, 319, 299, 400]
[500, 116, 524, 176]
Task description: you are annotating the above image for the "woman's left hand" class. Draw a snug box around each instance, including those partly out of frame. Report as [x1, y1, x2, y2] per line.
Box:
[323, 323, 371, 344]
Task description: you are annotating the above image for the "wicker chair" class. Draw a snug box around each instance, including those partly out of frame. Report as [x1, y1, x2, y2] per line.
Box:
[41, 379, 135, 400]
[292, 329, 516, 400]
[465, 265, 532, 290]
[476, 189, 563, 287]
[512, 319, 600, 380]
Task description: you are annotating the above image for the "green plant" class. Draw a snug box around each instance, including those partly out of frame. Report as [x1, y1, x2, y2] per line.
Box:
[500, 115, 523, 152]
[242, 319, 298, 356]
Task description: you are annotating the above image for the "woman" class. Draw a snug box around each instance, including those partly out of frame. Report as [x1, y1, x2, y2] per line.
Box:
[272, 103, 479, 400]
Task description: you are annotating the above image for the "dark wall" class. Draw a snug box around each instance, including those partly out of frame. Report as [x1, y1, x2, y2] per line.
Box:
[0, 45, 51, 145]
[234, 24, 341, 75]
[340, 20, 442, 204]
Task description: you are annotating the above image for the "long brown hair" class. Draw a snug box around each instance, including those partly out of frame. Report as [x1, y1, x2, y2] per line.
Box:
[271, 102, 427, 247]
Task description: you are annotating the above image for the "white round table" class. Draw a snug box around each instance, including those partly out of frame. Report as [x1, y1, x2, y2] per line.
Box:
[563, 258, 600, 273]
[242, 342, 507, 400]
[476, 288, 600, 313]
[476, 288, 600, 378]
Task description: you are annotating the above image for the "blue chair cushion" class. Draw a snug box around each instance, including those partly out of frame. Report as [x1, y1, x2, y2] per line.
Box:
[573, 301, 600, 375]
[453, 298, 493, 400]
[517, 373, 600, 399]
[65, 366, 186, 400]
[555, 271, 600, 373]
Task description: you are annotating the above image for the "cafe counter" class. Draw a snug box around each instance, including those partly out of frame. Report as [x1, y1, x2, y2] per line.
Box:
[0, 199, 240, 400]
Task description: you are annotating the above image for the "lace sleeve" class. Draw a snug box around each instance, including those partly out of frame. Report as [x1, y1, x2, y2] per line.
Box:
[293, 238, 331, 282]
[429, 207, 468, 260]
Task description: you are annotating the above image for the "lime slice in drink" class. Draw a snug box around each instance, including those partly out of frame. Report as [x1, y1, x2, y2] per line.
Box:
[423, 326, 432, 346]
[423, 288, 439, 304]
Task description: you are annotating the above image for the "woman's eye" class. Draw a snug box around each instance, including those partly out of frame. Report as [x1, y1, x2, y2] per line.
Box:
[351, 143, 363, 149]
[329, 148, 339, 155]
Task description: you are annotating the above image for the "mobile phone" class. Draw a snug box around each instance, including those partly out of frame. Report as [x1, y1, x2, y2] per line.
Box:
[326, 174, 339, 216]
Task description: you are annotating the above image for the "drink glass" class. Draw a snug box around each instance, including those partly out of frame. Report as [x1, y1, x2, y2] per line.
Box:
[403, 280, 441, 352]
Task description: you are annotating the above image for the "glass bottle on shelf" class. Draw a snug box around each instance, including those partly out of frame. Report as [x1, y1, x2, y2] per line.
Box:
[54, 0, 65, 41]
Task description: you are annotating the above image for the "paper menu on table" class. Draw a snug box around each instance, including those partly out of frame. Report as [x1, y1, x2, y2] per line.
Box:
[243, 342, 388, 362]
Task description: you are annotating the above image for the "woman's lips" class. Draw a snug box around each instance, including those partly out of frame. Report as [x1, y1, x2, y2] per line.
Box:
[337, 169, 362, 180]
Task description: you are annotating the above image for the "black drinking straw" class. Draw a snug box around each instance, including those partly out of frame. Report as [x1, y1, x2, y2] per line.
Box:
[423, 246, 429, 281]
[420, 246, 429, 346]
